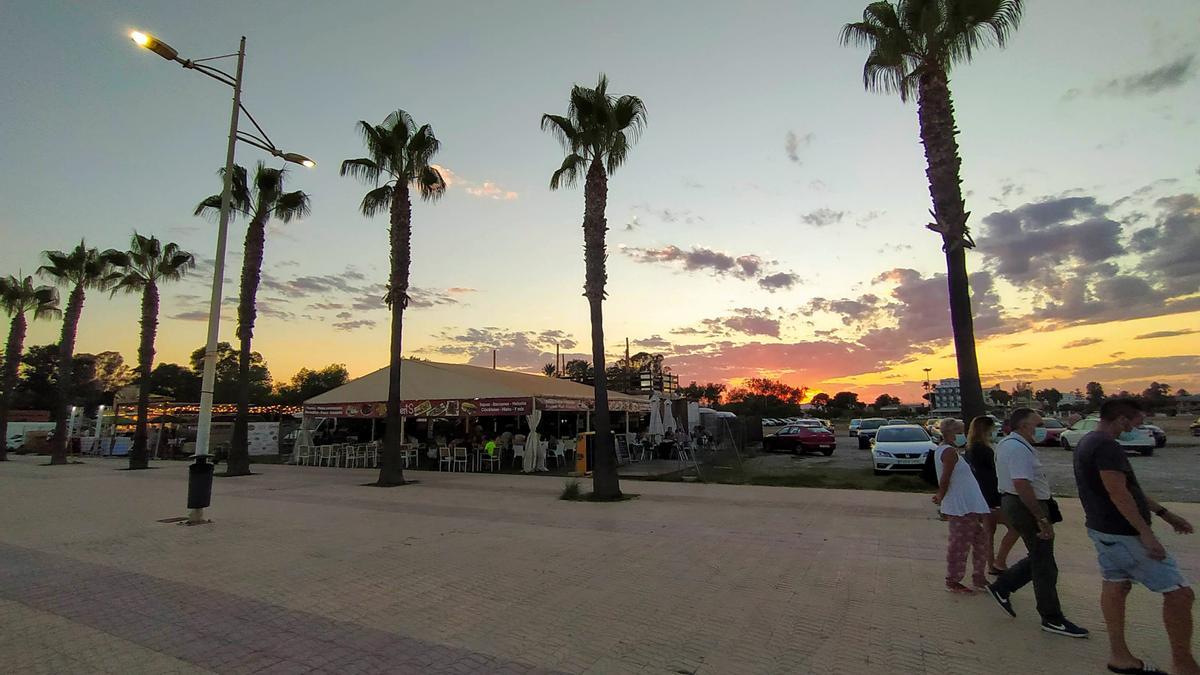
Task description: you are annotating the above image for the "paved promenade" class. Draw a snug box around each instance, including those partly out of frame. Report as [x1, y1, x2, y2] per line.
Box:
[1, 456, 1197, 674]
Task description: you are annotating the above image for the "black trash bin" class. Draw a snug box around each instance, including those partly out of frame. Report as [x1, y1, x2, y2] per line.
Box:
[187, 456, 215, 509]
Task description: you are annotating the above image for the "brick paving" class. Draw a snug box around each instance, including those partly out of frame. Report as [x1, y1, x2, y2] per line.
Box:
[1, 456, 1197, 674]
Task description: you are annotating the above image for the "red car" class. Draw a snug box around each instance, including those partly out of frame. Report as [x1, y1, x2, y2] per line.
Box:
[763, 420, 837, 456]
[1038, 418, 1067, 446]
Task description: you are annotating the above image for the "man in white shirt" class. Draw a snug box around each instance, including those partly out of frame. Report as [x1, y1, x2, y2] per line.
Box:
[987, 408, 1089, 638]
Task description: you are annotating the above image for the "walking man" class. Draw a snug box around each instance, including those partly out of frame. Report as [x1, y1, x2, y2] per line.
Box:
[1074, 398, 1197, 675]
[986, 407, 1089, 637]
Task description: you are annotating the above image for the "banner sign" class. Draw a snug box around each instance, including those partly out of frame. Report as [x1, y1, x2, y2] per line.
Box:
[303, 398, 533, 418]
[7, 410, 50, 422]
[536, 398, 650, 413]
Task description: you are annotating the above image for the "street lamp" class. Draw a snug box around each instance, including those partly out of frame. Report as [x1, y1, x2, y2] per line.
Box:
[130, 29, 314, 524]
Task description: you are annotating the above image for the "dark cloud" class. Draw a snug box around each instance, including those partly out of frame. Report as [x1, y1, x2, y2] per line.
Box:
[620, 244, 791, 286]
[171, 310, 210, 322]
[978, 192, 1200, 327]
[332, 320, 376, 331]
[420, 327, 583, 372]
[803, 294, 884, 327]
[801, 269, 1005, 367]
[675, 308, 781, 340]
[758, 272, 801, 292]
[800, 208, 846, 227]
[1135, 329, 1198, 340]
[1063, 338, 1104, 349]
[785, 131, 814, 163]
[310, 302, 345, 311]
[1093, 54, 1195, 97]
[632, 335, 672, 349]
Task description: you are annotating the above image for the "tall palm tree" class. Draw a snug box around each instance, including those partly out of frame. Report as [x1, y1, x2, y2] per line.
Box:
[196, 162, 310, 476]
[542, 74, 647, 500]
[340, 109, 446, 486]
[0, 275, 60, 461]
[38, 242, 122, 465]
[840, 0, 1022, 423]
[110, 234, 195, 470]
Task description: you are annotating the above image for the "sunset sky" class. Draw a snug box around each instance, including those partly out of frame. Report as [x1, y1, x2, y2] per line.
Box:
[2, 1, 1198, 403]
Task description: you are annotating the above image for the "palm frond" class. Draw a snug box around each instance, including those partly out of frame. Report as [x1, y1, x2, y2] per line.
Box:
[540, 114, 581, 151]
[611, 95, 648, 141]
[340, 157, 383, 184]
[414, 165, 446, 203]
[549, 153, 586, 190]
[406, 124, 442, 174]
[381, 109, 417, 142]
[360, 184, 394, 217]
[944, 0, 1024, 64]
[355, 120, 390, 166]
[31, 285, 61, 321]
[253, 162, 285, 199]
[274, 191, 311, 222]
[606, 132, 628, 175]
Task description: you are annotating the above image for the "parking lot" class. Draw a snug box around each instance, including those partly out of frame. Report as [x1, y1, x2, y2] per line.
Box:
[755, 421, 1200, 502]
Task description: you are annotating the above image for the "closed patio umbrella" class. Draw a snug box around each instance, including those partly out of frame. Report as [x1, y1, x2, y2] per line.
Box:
[663, 399, 677, 434]
[523, 408, 542, 473]
[648, 394, 664, 438]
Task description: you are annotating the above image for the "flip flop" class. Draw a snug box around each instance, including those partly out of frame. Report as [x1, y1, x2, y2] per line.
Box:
[1107, 661, 1168, 674]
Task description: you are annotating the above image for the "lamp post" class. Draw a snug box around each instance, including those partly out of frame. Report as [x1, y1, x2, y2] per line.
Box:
[130, 29, 314, 524]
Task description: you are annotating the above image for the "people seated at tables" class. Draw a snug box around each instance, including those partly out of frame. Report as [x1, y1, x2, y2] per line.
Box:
[484, 439, 498, 457]
[499, 427, 514, 452]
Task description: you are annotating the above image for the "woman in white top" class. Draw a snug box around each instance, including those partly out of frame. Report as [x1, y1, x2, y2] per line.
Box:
[932, 418, 992, 593]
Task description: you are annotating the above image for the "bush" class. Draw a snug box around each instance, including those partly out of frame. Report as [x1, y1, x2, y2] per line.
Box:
[560, 479, 582, 501]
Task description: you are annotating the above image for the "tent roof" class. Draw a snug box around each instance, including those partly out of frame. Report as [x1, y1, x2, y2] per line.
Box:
[305, 359, 647, 406]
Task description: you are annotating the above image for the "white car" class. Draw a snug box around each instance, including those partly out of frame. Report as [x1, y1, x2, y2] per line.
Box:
[871, 425, 936, 475]
[1060, 418, 1155, 456]
[848, 419, 863, 437]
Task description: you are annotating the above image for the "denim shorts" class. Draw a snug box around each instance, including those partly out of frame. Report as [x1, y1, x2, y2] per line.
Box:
[1087, 528, 1190, 593]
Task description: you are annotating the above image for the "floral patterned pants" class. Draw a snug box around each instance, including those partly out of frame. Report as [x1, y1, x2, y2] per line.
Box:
[946, 514, 987, 587]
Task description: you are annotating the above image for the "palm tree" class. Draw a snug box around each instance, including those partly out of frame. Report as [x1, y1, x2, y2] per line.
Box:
[340, 110, 446, 486]
[38, 242, 122, 465]
[542, 74, 647, 500]
[541, 363, 557, 377]
[196, 162, 310, 475]
[110, 234, 195, 470]
[0, 275, 60, 461]
[840, 0, 1022, 423]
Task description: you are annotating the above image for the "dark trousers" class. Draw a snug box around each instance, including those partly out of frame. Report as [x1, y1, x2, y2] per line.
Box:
[991, 494, 1064, 623]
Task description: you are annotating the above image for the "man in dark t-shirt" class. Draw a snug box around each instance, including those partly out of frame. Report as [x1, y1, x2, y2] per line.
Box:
[1072, 398, 1197, 675]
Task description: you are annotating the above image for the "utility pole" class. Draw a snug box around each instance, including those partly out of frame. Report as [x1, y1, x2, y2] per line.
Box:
[492, 349, 497, 369]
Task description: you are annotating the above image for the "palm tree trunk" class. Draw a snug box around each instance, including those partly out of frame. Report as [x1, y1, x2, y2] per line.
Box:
[228, 213, 269, 477]
[377, 184, 412, 487]
[917, 69, 986, 423]
[0, 313, 28, 461]
[129, 282, 158, 469]
[583, 158, 620, 500]
[50, 283, 85, 465]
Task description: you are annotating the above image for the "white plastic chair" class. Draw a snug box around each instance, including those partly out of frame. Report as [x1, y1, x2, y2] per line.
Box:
[366, 441, 380, 467]
[452, 446, 469, 472]
[547, 441, 567, 469]
[511, 444, 525, 468]
[294, 444, 312, 466]
[438, 445, 453, 471]
[478, 447, 502, 472]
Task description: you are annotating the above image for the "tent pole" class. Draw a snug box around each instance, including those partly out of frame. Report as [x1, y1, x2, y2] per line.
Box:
[371, 418, 376, 441]
[586, 410, 591, 432]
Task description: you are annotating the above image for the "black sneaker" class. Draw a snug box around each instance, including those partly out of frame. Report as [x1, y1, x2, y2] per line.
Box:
[985, 583, 1015, 618]
[1041, 618, 1089, 638]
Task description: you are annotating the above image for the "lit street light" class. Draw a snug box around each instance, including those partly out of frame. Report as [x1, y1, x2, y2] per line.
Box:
[130, 29, 313, 524]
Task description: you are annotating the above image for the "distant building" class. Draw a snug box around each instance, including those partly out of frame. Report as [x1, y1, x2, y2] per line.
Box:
[931, 378, 962, 415]
[1057, 392, 1085, 410]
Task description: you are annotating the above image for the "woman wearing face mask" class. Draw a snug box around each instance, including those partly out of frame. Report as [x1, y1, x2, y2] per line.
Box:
[964, 416, 1022, 575]
[933, 418, 992, 593]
